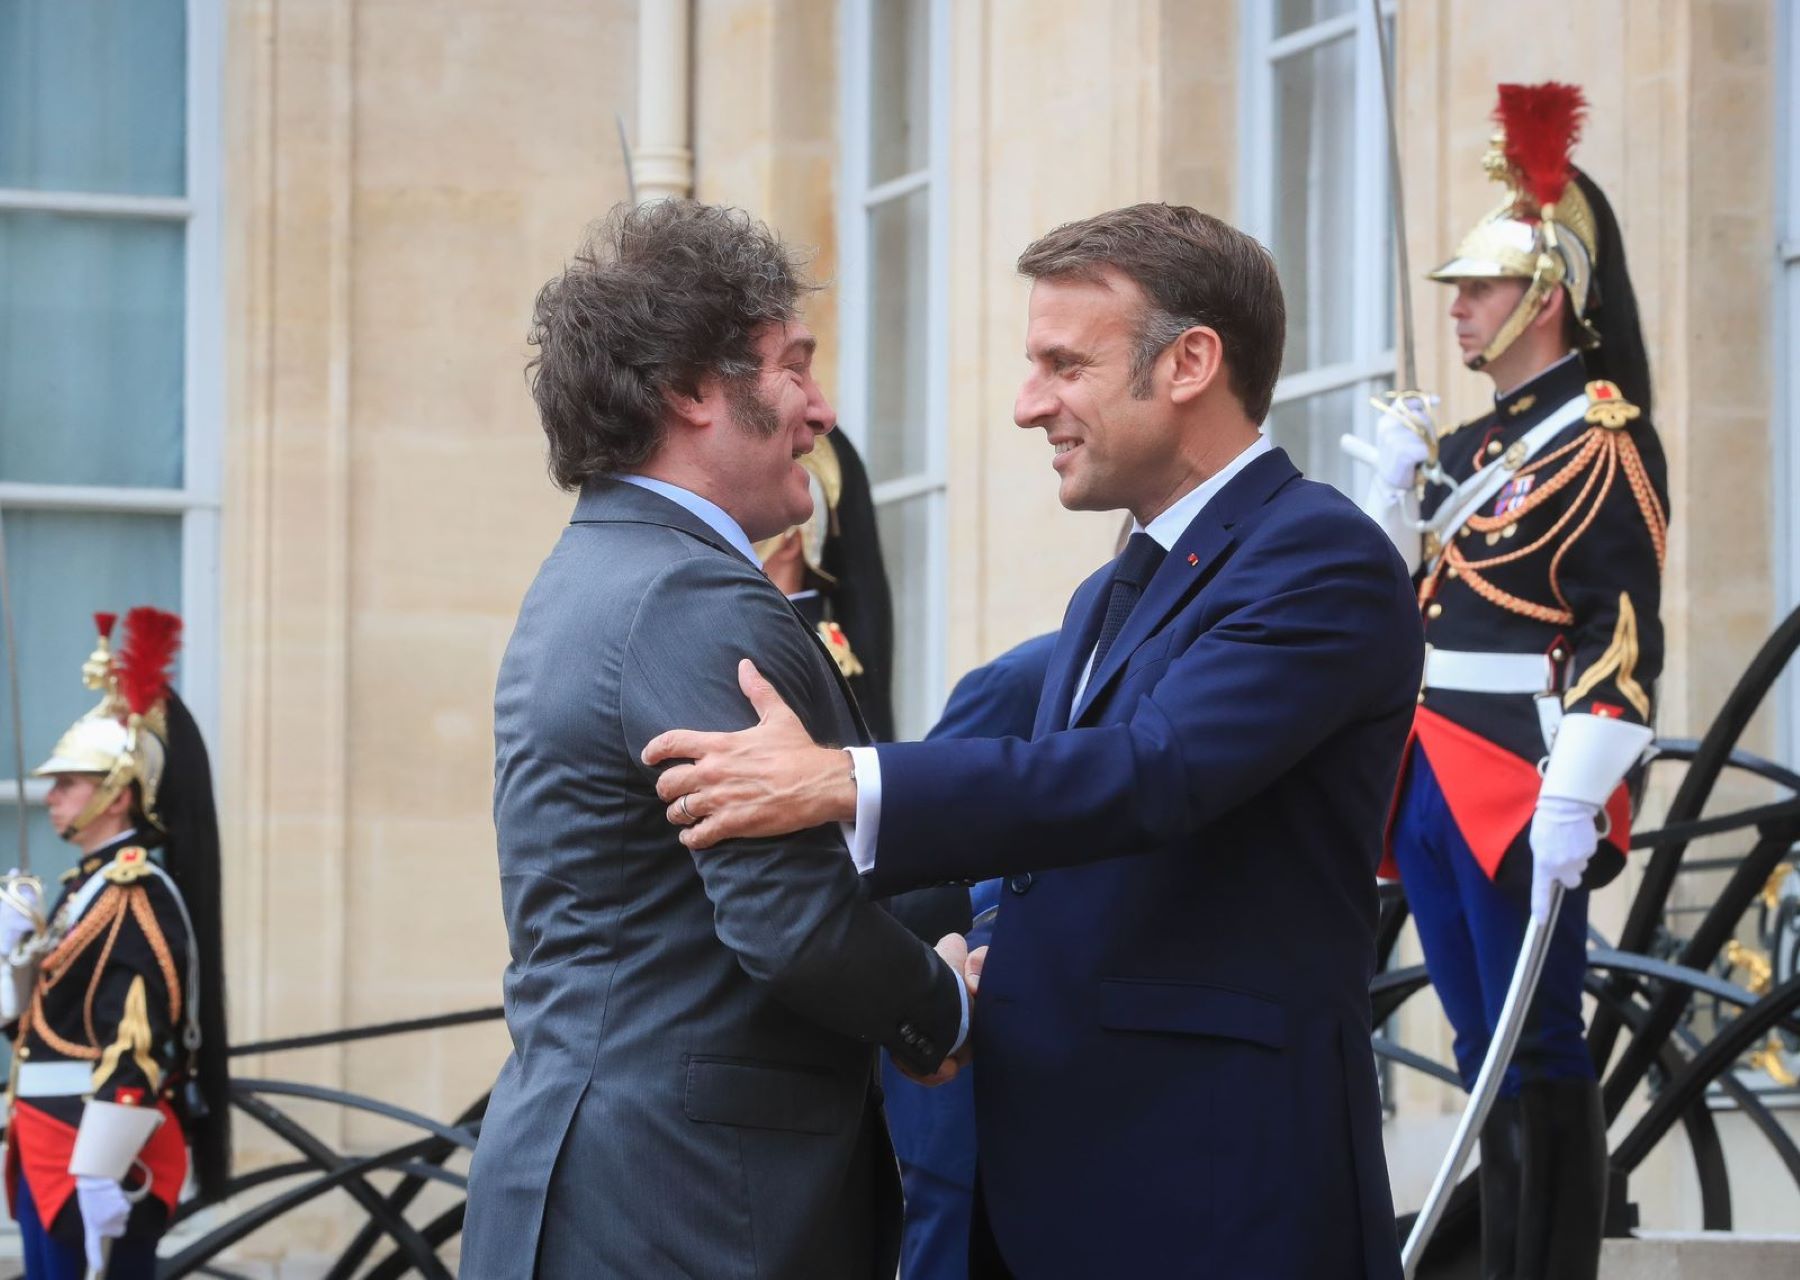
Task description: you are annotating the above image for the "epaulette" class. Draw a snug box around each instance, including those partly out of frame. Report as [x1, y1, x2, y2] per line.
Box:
[102, 846, 156, 885]
[1583, 380, 1641, 430]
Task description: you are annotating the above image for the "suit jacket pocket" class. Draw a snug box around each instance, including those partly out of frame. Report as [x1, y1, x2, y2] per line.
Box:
[683, 1055, 849, 1135]
[1097, 979, 1288, 1049]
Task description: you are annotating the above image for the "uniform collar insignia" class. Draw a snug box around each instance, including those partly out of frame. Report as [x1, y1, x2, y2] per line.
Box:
[1493, 352, 1585, 422]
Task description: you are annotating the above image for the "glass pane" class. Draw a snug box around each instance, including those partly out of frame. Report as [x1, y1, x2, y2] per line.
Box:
[1270, 34, 1357, 375]
[868, 0, 930, 186]
[1265, 380, 1390, 497]
[875, 493, 934, 741]
[0, 805, 74, 899]
[864, 189, 932, 486]
[0, 511, 183, 788]
[1276, 0, 1354, 37]
[0, 0, 187, 197]
[0, 212, 184, 487]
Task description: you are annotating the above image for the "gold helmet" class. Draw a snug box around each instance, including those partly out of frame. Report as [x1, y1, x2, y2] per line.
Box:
[1429, 83, 1599, 369]
[752, 433, 845, 579]
[32, 609, 182, 837]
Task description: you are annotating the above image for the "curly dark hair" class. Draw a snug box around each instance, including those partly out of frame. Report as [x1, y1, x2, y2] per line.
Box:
[1016, 204, 1286, 423]
[527, 201, 814, 489]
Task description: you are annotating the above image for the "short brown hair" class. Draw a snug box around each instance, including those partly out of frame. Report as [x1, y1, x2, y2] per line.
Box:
[527, 201, 813, 489]
[1016, 204, 1286, 423]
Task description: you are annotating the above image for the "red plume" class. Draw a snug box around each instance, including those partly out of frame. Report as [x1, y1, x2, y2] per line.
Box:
[1493, 82, 1587, 212]
[93, 611, 117, 641]
[115, 607, 182, 717]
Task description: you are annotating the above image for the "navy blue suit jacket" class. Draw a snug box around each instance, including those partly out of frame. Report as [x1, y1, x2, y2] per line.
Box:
[884, 632, 1058, 1191]
[867, 448, 1422, 1279]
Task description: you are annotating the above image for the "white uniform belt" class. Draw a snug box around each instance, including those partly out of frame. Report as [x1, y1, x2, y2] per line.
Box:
[15, 1060, 95, 1098]
[1424, 649, 1553, 695]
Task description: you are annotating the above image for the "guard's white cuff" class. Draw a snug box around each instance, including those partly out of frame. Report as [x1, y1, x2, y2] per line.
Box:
[69, 1099, 165, 1181]
[1539, 714, 1654, 807]
[842, 746, 882, 874]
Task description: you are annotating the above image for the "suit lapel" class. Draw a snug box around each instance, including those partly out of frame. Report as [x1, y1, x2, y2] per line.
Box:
[1072, 448, 1300, 724]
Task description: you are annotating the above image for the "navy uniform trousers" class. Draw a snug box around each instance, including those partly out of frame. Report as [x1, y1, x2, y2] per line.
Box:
[1391, 750, 1595, 1093]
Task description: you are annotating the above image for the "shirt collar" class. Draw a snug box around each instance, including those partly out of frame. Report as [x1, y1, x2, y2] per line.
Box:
[1136, 434, 1273, 551]
[616, 474, 762, 566]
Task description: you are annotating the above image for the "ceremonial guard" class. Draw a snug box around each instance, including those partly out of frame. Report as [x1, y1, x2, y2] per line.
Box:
[756, 431, 898, 740]
[2, 609, 230, 1279]
[1361, 85, 1668, 1279]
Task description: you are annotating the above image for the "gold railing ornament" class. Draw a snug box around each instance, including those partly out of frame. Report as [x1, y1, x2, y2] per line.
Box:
[1724, 939, 1773, 996]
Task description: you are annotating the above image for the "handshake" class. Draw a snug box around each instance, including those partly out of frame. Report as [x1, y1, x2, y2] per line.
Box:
[899, 933, 989, 1089]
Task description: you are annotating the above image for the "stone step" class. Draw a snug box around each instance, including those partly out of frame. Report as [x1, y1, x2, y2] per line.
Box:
[1601, 1232, 1800, 1278]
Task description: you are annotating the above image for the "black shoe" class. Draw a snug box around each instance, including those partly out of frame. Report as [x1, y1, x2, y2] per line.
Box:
[1478, 1096, 1523, 1280]
[1515, 1078, 1607, 1280]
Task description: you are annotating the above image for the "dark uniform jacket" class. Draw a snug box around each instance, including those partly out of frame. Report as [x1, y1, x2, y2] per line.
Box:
[1401, 354, 1669, 884]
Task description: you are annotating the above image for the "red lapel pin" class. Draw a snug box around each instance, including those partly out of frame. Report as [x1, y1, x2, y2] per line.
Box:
[1187, 553, 1199, 566]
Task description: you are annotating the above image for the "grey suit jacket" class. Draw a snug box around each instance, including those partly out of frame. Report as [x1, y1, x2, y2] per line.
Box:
[461, 478, 964, 1279]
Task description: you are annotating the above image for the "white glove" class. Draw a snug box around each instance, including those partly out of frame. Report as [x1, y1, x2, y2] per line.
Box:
[1373, 397, 1436, 490]
[0, 872, 40, 956]
[1528, 795, 1601, 923]
[75, 1175, 131, 1272]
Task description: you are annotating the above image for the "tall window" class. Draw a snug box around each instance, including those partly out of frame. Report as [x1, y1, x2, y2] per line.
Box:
[839, 0, 950, 741]
[1241, 0, 1397, 493]
[0, 0, 221, 878]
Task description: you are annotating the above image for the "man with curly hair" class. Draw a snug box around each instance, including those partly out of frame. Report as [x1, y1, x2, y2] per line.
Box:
[461, 202, 971, 1279]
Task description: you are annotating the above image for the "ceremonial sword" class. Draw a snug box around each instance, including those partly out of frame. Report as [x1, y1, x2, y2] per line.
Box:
[1358, 7, 1567, 1270]
[1345, 0, 1447, 495]
[1402, 884, 1565, 1275]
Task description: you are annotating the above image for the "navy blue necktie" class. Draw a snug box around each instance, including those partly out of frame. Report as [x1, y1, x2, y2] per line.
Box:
[1091, 532, 1166, 673]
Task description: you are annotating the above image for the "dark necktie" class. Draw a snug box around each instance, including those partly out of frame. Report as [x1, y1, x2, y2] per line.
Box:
[1091, 532, 1167, 673]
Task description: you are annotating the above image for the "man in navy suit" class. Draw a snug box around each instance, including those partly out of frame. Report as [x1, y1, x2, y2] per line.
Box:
[884, 634, 1057, 1280]
[647, 204, 1423, 1278]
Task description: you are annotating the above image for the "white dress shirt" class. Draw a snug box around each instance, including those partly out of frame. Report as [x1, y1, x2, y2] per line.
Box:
[845, 433, 1273, 871]
[623, 472, 968, 1050]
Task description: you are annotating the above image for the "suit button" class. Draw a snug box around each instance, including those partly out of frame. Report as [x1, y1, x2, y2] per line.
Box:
[1427, 602, 1444, 619]
[1007, 873, 1034, 895]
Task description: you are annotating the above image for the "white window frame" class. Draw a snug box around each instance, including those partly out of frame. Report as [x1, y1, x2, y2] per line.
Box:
[1779, 0, 1800, 761]
[0, 0, 222, 806]
[1238, 0, 1398, 466]
[838, 0, 951, 738]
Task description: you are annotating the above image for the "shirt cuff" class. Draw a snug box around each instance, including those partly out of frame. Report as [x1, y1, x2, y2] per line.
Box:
[950, 970, 970, 1055]
[840, 746, 882, 873]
